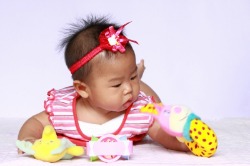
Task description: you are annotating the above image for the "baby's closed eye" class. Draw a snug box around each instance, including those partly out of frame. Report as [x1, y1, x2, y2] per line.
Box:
[130, 75, 137, 80]
[111, 83, 122, 88]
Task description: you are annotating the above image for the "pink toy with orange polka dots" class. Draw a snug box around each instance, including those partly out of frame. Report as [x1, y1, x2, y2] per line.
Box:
[140, 103, 218, 157]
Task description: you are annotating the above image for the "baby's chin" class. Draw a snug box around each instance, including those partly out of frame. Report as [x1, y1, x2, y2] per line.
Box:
[108, 100, 134, 112]
[112, 104, 133, 113]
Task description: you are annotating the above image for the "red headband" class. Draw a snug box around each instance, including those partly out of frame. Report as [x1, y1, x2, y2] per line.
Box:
[69, 22, 138, 74]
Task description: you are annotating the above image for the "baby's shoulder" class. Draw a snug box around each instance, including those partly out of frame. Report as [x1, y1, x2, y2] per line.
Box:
[135, 91, 154, 103]
[44, 86, 77, 114]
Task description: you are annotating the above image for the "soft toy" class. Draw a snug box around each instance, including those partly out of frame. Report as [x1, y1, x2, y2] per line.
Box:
[16, 125, 84, 162]
[140, 103, 218, 157]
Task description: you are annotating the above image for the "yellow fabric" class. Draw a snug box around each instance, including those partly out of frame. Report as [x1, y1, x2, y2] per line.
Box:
[32, 125, 84, 162]
[185, 119, 218, 157]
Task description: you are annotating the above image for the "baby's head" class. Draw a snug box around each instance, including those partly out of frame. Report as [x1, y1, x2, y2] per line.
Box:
[60, 16, 135, 81]
[60, 15, 140, 112]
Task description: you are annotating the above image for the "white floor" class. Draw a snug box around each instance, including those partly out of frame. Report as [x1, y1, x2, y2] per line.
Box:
[0, 118, 250, 166]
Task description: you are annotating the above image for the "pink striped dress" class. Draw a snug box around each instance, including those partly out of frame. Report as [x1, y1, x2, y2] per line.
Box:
[44, 86, 154, 146]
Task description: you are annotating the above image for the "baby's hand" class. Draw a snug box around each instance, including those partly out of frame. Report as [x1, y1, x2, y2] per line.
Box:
[137, 59, 145, 79]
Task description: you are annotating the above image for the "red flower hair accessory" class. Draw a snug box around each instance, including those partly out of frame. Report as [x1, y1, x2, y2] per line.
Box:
[69, 22, 138, 74]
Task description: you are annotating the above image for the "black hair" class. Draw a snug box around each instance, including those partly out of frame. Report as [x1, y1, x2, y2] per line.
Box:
[59, 15, 133, 81]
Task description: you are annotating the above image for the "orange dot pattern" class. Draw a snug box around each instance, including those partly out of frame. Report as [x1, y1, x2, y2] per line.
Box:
[184, 119, 218, 157]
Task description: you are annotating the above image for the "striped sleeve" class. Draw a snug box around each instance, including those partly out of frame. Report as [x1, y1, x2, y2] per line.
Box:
[44, 86, 81, 137]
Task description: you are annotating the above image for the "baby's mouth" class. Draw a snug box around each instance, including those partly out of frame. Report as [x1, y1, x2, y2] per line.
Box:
[123, 99, 133, 108]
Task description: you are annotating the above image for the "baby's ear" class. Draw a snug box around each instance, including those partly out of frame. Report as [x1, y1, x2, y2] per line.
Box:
[73, 80, 89, 98]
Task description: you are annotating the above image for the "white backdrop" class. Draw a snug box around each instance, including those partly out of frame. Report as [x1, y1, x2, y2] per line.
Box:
[0, 0, 249, 119]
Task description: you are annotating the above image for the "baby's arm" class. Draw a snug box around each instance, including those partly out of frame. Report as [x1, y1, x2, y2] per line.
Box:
[140, 81, 189, 152]
[148, 120, 189, 152]
[140, 80, 161, 102]
[17, 111, 51, 153]
[137, 59, 145, 79]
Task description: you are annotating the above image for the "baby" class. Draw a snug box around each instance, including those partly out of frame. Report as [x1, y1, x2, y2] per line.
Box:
[17, 15, 189, 154]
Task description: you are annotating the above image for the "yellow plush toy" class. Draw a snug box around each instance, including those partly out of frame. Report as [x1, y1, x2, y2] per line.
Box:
[140, 103, 218, 157]
[16, 125, 84, 162]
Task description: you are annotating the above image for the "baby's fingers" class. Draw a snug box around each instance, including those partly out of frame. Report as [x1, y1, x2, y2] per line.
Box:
[137, 59, 145, 79]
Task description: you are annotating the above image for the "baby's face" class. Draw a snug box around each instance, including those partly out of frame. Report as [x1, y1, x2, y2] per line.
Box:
[86, 50, 140, 112]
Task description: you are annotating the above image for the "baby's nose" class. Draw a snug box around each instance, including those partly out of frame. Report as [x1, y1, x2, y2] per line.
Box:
[124, 82, 132, 94]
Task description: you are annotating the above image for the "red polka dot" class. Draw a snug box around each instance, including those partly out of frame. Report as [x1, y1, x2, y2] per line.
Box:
[198, 131, 202, 135]
[203, 139, 206, 142]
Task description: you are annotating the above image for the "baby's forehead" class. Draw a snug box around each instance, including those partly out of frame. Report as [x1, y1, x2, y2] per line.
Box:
[94, 50, 136, 64]
[96, 50, 128, 60]
[91, 52, 136, 74]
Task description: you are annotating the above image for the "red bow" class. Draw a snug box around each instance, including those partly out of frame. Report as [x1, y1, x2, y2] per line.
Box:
[69, 22, 138, 74]
[99, 22, 138, 52]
